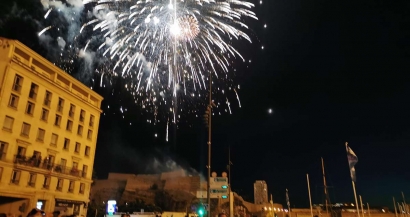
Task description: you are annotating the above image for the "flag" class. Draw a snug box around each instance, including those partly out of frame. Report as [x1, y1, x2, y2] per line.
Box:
[286, 189, 290, 207]
[346, 143, 358, 182]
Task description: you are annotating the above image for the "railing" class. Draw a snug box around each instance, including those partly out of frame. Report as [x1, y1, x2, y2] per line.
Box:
[13, 155, 85, 178]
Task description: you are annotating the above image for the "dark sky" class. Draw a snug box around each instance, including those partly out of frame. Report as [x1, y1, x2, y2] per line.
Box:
[1, 0, 410, 210]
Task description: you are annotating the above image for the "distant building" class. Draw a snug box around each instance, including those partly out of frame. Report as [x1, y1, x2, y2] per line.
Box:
[0, 38, 103, 215]
[254, 180, 268, 204]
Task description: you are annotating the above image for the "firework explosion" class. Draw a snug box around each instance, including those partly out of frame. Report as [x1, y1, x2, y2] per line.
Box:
[39, 0, 258, 132]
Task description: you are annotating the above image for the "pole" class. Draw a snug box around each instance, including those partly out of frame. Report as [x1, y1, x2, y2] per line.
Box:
[394, 197, 399, 217]
[351, 181, 360, 217]
[321, 158, 329, 216]
[366, 203, 370, 217]
[359, 195, 364, 217]
[229, 147, 234, 217]
[286, 189, 291, 217]
[307, 174, 314, 217]
[207, 73, 212, 217]
[402, 192, 408, 216]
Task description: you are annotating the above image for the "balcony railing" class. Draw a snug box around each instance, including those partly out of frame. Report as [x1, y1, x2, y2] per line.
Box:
[13, 155, 85, 178]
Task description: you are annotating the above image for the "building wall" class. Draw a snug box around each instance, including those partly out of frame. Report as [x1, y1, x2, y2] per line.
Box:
[0, 37, 103, 216]
[125, 174, 161, 191]
[108, 173, 137, 181]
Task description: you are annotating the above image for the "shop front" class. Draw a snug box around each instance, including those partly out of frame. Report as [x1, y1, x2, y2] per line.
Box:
[54, 198, 85, 216]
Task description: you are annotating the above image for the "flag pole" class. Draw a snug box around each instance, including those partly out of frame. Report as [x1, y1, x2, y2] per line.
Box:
[352, 181, 360, 217]
[366, 203, 370, 217]
[402, 192, 408, 216]
[286, 189, 291, 217]
[307, 174, 314, 217]
[394, 197, 398, 217]
[359, 195, 364, 217]
[346, 142, 360, 217]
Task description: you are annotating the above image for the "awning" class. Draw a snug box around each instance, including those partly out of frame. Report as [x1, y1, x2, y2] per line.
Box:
[55, 198, 85, 207]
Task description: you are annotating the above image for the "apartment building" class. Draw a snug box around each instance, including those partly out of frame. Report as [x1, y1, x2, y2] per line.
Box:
[0, 37, 103, 215]
[254, 180, 268, 205]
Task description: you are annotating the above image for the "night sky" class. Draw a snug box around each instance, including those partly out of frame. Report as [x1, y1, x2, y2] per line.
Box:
[1, 0, 410, 210]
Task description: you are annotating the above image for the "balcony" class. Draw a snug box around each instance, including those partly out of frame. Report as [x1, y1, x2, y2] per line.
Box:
[13, 155, 85, 178]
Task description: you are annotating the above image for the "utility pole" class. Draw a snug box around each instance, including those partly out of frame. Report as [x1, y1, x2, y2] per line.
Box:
[321, 158, 333, 217]
[229, 147, 234, 217]
[204, 73, 214, 217]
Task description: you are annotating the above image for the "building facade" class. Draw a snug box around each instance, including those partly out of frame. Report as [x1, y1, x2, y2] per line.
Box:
[0, 38, 103, 215]
[254, 180, 268, 205]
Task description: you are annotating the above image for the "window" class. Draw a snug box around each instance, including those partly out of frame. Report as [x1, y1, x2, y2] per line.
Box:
[26, 102, 35, 115]
[79, 183, 85, 194]
[75, 142, 81, 153]
[60, 158, 67, 167]
[0, 167, 3, 181]
[69, 104, 75, 118]
[44, 91, 52, 107]
[50, 134, 58, 146]
[77, 125, 83, 136]
[79, 110, 85, 122]
[66, 120, 73, 131]
[54, 115, 61, 126]
[12, 74, 23, 93]
[87, 130, 93, 140]
[17, 146, 26, 157]
[21, 122, 31, 137]
[11, 170, 21, 184]
[63, 138, 70, 150]
[89, 115, 95, 127]
[41, 108, 49, 121]
[29, 83, 38, 100]
[9, 94, 19, 108]
[43, 176, 51, 189]
[72, 162, 78, 169]
[57, 98, 64, 113]
[0, 141, 8, 161]
[68, 181, 75, 193]
[56, 179, 63, 191]
[3, 116, 14, 131]
[85, 146, 90, 157]
[28, 173, 36, 187]
[82, 165, 88, 178]
[37, 128, 45, 142]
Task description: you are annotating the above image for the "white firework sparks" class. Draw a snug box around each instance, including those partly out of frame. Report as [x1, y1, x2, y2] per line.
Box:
[40, 0, 258, 123]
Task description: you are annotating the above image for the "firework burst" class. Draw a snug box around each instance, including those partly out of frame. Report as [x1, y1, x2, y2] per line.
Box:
[40, 0, 258, 127]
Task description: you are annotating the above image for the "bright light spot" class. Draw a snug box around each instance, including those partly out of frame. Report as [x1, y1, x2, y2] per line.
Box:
[153, 17, 159, 24]
[260, 0, 263, 4]
[145, 17, 151, 23]
[155, 133, 158, 137]
[170, 23, 180, 35]
[268, 108, 273, 114]
[264, 24, 267, 28]
[261, 46, 264, 49]
[168, 3, 173, 9]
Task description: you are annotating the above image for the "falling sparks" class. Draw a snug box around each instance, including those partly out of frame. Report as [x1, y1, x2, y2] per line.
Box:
[38, 26, 53, 36]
